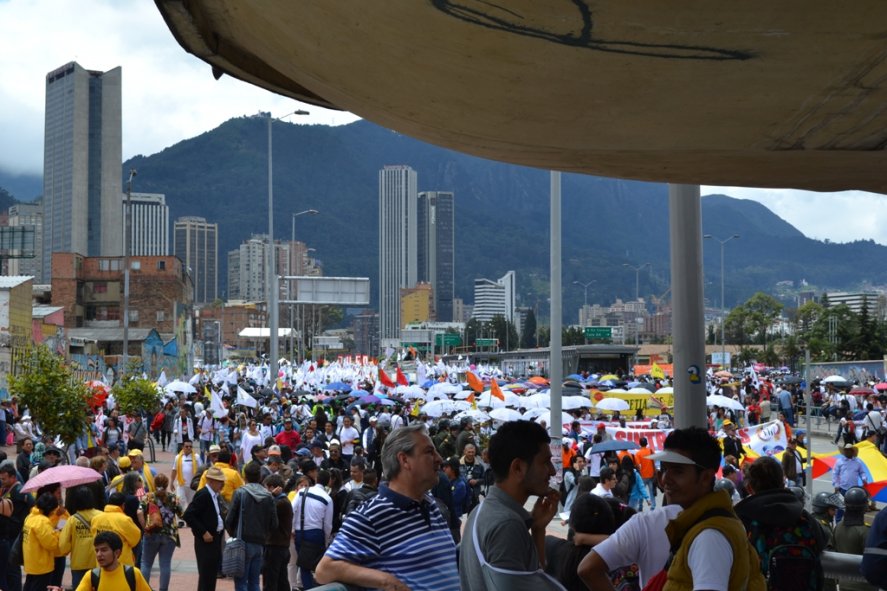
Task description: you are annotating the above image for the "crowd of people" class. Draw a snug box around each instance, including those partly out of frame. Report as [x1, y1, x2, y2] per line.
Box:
[0, 360, 884, 591]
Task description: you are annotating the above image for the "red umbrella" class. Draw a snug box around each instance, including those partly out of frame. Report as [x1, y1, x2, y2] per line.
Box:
[22, 465, 102, 493]
[875, 383, 887, 391]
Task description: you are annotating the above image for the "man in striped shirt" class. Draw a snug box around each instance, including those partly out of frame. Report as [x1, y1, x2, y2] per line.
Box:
[315, 423, 459, 591]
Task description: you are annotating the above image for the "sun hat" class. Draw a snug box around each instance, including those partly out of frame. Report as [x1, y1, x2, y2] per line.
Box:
[204, 466, 226, 482]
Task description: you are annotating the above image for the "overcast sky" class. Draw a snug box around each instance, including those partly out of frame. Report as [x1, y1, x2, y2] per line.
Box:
[2, 0, 885, 246]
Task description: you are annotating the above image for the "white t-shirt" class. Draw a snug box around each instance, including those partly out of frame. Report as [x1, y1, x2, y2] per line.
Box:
[590, 483, 614, 498]
[338, 426, 360, 455]
[593, 504, 682, 587]
[687, 529, 733, 591]
[240, 430, 263, 461]
[584, 449, 602, 477]
[178, 454, 196, 483]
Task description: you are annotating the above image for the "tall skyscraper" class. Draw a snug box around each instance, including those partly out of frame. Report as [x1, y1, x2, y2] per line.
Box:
[227, 235, 267, 302]
[378, 165, 417, 341]
[42, 62, 122, 282]
[129, 193, 169, 256]
[174, 216, 218, 304]
[417, 191, 455, 322]
[6, 203, 43, 279]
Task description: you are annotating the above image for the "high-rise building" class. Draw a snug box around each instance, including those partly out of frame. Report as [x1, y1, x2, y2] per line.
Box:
[472, 271, 517, 323]
[378, 165, 417, 341]
[6, 203, 43, 279]
[173, 216, 218, 304]
[401, 282, 433, 326]
[129, 193, 169, 256]
[42, 62, 122, 282]
[417, 191, 454, 322]
[228, 235, 267, 302]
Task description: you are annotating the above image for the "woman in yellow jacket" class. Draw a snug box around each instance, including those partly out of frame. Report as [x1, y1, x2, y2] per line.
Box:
[58, 486, 102, 590]
[22, 492, 60, 591]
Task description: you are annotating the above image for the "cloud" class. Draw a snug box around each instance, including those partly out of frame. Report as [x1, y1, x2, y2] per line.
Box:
[0, 0, 357, 176]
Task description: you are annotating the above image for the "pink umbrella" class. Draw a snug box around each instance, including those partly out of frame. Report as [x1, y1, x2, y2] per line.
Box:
[875, 383, 887, 391]
[22, 465, 102, 493]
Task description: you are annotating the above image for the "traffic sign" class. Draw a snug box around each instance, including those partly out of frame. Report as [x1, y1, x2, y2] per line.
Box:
[584, 326, 612, 339]
[435, 333, 462, 347]
[476, 338, 498, 347]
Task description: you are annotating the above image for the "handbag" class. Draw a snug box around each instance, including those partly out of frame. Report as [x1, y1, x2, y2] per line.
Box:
[145, 502, 163, 533]
[8, 531, 23, 567]
[221, 493, 246, 578]
[295, 490, 326, 571]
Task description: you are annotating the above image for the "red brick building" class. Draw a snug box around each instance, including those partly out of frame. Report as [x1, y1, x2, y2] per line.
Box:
[51, 252, 193, 333]
[198, 301, 267, 356]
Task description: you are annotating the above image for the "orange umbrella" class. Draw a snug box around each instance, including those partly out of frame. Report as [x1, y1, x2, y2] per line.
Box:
[528, 376, 549, 386]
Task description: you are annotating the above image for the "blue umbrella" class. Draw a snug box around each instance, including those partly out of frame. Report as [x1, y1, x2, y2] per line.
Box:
[324, 381, 352, 392]
[358, 394, 382, 405]
[567, 373, 584, 381]
[589, 440, 640, 454]
[421, 379, 435, 389]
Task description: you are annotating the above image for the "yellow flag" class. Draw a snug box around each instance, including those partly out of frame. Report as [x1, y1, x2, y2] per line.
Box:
[651, 362, 665, 380]
[411, 402, 421, 417]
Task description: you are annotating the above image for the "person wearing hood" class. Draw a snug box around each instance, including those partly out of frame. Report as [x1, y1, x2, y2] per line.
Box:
[225, 461, 278, 591]
[734, 456, 825, 582]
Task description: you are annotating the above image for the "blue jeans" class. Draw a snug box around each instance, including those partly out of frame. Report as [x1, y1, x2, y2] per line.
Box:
[295, 528, 325, 590]
[141, 533, 176, 591]
[643, 477, 657, 510]
[234, 541, 264, 591]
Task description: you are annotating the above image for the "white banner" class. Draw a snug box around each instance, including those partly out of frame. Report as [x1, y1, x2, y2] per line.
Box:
[730, 420, 789, 457]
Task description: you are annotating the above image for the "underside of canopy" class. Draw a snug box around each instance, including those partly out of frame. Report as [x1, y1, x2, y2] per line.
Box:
[156, 1, 887, 193]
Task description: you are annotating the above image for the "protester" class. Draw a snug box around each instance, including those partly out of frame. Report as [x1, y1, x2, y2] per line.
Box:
[58, 485, 100, 589]
[459, 420, 560, 590]
[170, 440, 200, 511]
[22, 492, 60, 591]
[183, 466, 226, 591]
[0, 460, 32, 590]
[292, 462, 334, 590]
[262, 473, 293, 591]
[225, 461, 278, 591]
[140, 474, 182, 591]
[316, 423, 459, 591]
[74, 531, 152, 591]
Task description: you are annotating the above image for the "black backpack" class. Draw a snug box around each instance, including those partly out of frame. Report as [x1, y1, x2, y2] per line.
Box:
[90, 565, 136, 591]
[745, 510, 825, 591]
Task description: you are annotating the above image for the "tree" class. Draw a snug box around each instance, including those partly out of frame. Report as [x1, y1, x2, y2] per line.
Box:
[563, 326, 585, 346]
[8, 345, 90, 445]
[111, 377, 161, 416]
[489, 315, 519, 351]
[743, 292, 784, 344]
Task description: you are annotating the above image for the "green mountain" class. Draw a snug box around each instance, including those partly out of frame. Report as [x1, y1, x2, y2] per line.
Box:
[4, 118, 887, 321]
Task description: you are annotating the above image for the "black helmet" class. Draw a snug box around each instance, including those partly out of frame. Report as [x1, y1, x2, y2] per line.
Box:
[788, 486, 806, 503]
[714, 478, 736, 497]
[812, 491, 844, 511]
[438, 419, 450, 430]
[843, 486, 869, 510]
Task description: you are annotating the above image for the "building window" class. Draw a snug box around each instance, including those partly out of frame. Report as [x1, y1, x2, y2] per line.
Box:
[156, 310, 166, 322]
[131, 261, 141, 271]
[93, 282, 107, 294]
[157, 260, 166, 271]
[129, 310, 139, 323]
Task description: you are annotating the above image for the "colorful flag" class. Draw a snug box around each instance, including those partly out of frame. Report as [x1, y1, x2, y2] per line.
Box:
[411, 403, 421, 417]
[378, 368, 395, 388]
[651, 362, 665, 380]
[467, 371, 484, 393]
[490, 378, 506, 401]
[396, 367, 409, 387]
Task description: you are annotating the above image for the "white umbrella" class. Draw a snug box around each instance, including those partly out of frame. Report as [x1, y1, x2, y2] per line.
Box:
[706, 394, 745, 412]
[424, 390, 450, 402]
[605, 388, 628, 394]
[520, 407, 551, 420]
[822, 375, 848, 384]
[476, 392, 508, 409]
[626, 387, 653, 395]
[165, 380, 196, 394]
[396, 384, 425, 397]
[400, 388, 428, 400]
[594, 397, 630, 411]
[562, 396, 593, 410]
[427, 382, 461, 397]
[422, 399, 470, 417]
[489, 407, 523, 422]
[531, 411, 575, 427]
[654, 387, 674, 395]
[454, 390, 477, 400]
[454, 409, 491, 423]
[519, 393, 551, 409]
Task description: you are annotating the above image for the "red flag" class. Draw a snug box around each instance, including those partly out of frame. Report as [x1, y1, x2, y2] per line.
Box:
[490, 379, 506, 401]
[396, 367, 409, 387]
[467, 371, 484, 393]
[378, 368, 395, 388]
[308, 364, 315, 372]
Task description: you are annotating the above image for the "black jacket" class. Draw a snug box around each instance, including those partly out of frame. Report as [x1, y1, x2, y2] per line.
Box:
[225, 483, 278, 544]
[183, 487, 222, 540]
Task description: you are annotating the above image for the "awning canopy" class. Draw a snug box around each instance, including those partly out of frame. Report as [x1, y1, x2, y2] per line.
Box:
[155, 1, 887, 192]
[238, 327, 294, 339]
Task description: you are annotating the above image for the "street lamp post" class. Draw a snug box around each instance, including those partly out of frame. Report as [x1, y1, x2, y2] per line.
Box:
[121, 168, 137, 376]
[704, 234, 740, 369]
[623, 263, 651, 348]
[264, 109, 309, 390]
[290, 209, 319, 361]
[573, 280, 595, 343]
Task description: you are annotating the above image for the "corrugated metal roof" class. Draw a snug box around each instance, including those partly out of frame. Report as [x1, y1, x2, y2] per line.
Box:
[0, 276, 33, 289]
[32, 305, 63, 318]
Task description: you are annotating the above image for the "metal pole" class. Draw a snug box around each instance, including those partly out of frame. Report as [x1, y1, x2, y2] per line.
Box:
[804, 348, 813, 504]
[267, 114, 279, 389]
[122, 169, 136, 376]
[670, 184, 707, 429]
[721, 241, 726, 367]
[549, 171, 563, 459]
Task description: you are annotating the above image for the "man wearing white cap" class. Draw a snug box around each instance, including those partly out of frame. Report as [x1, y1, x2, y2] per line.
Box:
[637, 427, 763, 590]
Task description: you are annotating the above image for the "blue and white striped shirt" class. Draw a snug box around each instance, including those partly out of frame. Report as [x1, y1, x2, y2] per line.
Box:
[325, 484, 459, 591]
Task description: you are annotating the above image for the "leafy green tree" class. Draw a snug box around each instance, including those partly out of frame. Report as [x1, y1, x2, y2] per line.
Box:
[464, 318, 482, 349]
[744, 292, 784, 344]
[489, 315, 519, 351]
[8, 345, 90, 445]
[706, 324, 716, 345]
[563, 326, 586, 346]
[111, 377, 161, 416]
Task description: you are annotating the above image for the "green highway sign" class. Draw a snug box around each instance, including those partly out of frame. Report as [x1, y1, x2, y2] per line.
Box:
[435, 333, 462, 347]
[584, 326, 612, 339]
[476, 338, 498, 347]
